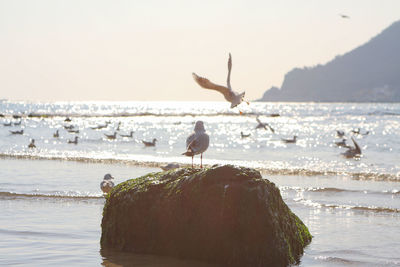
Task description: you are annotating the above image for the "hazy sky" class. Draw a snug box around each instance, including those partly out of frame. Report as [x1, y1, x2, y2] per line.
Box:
[1, 0, 399, 102]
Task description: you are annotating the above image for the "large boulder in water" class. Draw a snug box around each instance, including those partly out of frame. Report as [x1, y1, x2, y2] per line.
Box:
[101, 165, 311, 267]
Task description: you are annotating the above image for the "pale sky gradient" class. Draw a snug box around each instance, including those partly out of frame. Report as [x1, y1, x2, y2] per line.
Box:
[1, 0, 399, 101]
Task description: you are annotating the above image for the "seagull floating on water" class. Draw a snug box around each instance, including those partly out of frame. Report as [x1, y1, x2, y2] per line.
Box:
[104, 132, 117, 140]
[142, 138, 157, 147]
[64, 125, 75, 130]
[28, 139, 36, 149]
[336, 130, 345, 138]
[281, 136, 297, 144]
[68, 136, 78, 144]
[119, 131, 134, 138]
[192, 53, 246, 109]
[10, 129, 23, 135]
[182, 121, 209, 168]
[335, 138, 350, 148]
[67, 129, 79, 134]
[342, 137, 361, 158]
[240, 131, 251, 138]
[100, 174, 115, 194]
[91, 122, 109, 130]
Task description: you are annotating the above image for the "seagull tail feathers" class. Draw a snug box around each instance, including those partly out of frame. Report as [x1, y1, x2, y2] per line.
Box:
[182, 151, 194, 156]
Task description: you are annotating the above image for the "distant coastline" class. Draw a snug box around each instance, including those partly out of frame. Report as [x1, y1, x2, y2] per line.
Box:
[257, 20, 400, 102]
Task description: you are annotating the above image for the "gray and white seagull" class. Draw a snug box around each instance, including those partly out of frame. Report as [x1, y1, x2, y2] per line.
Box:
[100, 174, 115, 194]
[192, 53, 246, 109]
[182, 121, 209, 168]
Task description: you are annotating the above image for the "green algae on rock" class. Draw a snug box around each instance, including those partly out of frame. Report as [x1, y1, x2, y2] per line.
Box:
[101, 165, 311, 267]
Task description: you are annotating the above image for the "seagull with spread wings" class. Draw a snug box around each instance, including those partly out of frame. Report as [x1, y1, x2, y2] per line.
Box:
[256, 116, 275, 133]
[192, 53, 246, 109]
[342, 137, 362, 158]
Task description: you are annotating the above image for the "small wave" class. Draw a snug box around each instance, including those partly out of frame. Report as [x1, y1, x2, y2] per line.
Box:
[368, 111, 400, 116]
[314, 255, 366, 265]
[297, 198, 400, 214]
[0, 228, 83, 239]
[349, 205, 400, 213]
[0, 153, 399, 182]
[305, 187, 400, 196]
[0, 191, 103, 200]
[307, 187, 353, 193]
[259, 168, 400, 182]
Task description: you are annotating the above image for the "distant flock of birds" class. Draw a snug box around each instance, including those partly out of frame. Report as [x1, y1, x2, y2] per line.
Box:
[99, 118, 366, 194]
[1, 116, 160, 149]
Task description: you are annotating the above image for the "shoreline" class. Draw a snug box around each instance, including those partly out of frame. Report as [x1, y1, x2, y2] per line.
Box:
[1, 153, 399, 182]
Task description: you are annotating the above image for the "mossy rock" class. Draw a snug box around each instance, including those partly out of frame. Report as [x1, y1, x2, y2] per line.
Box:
[101, 165, 311, 267]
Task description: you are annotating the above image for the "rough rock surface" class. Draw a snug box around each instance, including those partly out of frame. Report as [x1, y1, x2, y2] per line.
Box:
[101, 165, 312, 267]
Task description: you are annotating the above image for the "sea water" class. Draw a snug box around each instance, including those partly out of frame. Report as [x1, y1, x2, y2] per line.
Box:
[0, 100, 399, 266]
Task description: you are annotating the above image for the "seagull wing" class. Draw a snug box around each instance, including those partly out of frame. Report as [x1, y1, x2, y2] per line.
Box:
[192, 73, 231, 98]
[351, 137, 361, 153]
[266, 123, 275, 133]
[186, 133, 196, 150]
[227, 53, 232, 89]
[187, 133, 209, 154]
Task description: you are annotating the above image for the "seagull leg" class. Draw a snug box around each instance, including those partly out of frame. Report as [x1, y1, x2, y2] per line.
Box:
[191, 156, 194, 168]
[200, 153, 203, 168]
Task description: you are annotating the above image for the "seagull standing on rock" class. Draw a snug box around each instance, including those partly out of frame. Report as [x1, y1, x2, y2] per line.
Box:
[100, 174, 115, 194]
[192, 53, 247, 109]
[182, 121, 209, 168]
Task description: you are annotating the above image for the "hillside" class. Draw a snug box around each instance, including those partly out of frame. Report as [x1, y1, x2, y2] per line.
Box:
[258, 20, 400, 102]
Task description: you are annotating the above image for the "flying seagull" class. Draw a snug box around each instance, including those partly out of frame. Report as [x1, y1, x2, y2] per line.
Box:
[256, 116, 275, 133]
[339, 14, 350, 19]
[182, 121, 209, 168]
[342, 137, 361, 158]
[192, 53, 247, 109]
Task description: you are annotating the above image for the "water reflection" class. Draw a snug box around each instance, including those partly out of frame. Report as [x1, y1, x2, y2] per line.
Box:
[100, 249, 218, 267]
